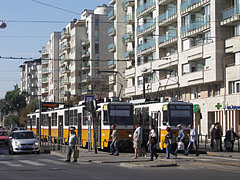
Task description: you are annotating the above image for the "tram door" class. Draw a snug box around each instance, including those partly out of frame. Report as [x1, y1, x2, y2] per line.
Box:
[36, 118, 39, 136]
[77, 113, 82, 145]
[48, 116, 51, 140]
[58, 116, 63, 143]
[96, 111, 101, 148]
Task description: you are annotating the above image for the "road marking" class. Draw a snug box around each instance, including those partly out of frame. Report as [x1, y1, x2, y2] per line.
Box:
[0, 155, 5, 157]
[0, 161, 23, 167]
[19, 160, 45, 166]
[208, 156, 240, 161]
[39, 159, 66, 165]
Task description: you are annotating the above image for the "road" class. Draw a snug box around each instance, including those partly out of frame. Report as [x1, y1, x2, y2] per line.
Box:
[0, 145, 239, 180]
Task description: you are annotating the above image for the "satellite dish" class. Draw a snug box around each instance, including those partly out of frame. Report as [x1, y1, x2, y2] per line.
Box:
[0, 21, 7, 29]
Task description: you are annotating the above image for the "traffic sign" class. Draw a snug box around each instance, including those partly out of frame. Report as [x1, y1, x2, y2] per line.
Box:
[84, 95, 95, 102]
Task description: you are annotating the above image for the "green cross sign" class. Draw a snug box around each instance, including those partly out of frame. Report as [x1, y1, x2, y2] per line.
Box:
[193, 104, 200, 113]
[215, 103, 222, 110]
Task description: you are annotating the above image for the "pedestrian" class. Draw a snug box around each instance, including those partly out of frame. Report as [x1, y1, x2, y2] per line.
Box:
[210, 124, 215, 150]
[184, 124, 199, 156]
[133, 123, 146, 159]
[215, 122, 223, 151]
[225, 127, 239, 152]
[174, 124, 185, 157]
[212, 124, 221, 152]
[66, 128, 77, 162]
[164, 127, 175, 159]
[109, 124, 119, 156]
[147, 125, 158, 161]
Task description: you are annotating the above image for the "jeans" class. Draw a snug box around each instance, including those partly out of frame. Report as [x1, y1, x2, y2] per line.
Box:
[148, 143, 157, 160]
[185, 141, 199, 155]
[67, 146, 76, 161]
[214, 139, 220, 152]
[110, 141, 119, 155]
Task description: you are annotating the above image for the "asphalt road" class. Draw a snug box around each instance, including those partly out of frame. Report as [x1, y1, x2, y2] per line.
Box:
[0, 145, 239, 180]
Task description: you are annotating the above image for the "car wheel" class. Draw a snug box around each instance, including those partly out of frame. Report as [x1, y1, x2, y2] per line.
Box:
[35, 151, 40, 154]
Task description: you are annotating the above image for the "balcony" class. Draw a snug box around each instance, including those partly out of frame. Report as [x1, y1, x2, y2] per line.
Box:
[137, 40, 156, 54]
[41, 47, 48, 55]
[158, 30, 177, 47]
[82, 50, 90, 59]
[124, 15, 134, 24]
[137, 21, 155, 37]
[41, 88, 49, 94]
[63, 79, 70, 85]
[42, 68, 48, 74]
[122, 0, 134, 10]
[181, 15, 210, 37]
[125, 51, 135, 59]
[62, 43, 70, 51]
[42, 59, 48, 64]
[225, 36, 240, 54]
[220, 5, 240, 26]
[108, 27, 116, 37]
[123, 33, 134, 44]
[108, 59, 116, 68]
[108, 0, 116, 6]
[81, 74, 89, 82]
[137, 0, 155, 17]
[42, 77, 48, 83]
[125, 68, 136, 78]
[82, 39, 90, 46]
[158, 7, 177, 26]
[109, 75, 116, 85]
[82, 62, 90, 70]
[108, 10, 116, 21]
[61, 31, 70, 39]
[125, 86, 136, 95]
[108, 43, 116, 53]
[159, 0, 176, 5]
[184, 70, 204, 85]
[226, 64, 240, 82]
[61, 67, 70, 74]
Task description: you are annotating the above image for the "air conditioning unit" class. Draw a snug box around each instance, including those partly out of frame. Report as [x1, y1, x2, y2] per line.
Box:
[204, 66, 210, 70]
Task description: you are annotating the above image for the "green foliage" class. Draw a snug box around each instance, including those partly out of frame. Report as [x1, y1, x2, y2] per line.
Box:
[5, 114, 18, 126]
[19, 100, 38, 125]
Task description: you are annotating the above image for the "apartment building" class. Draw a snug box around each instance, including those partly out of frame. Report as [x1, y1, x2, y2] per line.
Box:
[80, 5, 113, 99]
[107, 0, 128, 98]
[19, 59, 42, 103]
[40, 32, 61, 102]
[59, 5, 113, 102]
[107, 0, 240, 135]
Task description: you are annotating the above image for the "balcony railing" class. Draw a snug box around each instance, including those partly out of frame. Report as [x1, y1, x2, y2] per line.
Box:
[108, 10, 115, 19]
[181, 15, 210, 35]
[137, 40, 155, 53]
[221, 5, 240, 20]
[123, 33, 134, 43]
[158, 7, 177, 22]
[137, 21, 155, 34]
[180, 0, 201, 12]
[158, 30, 177, 44]
[108, 59, 115, 66]
[42, 77, 48, 83]
[124, 15, 134, 23]
[42, 68, 48, 73]
[122, 0, 134, 9]
[42, 59, 48, 64]
[136, 0, 155, 15]
[125, 51, 134, 58]
[108, 43, 116, 51]
[108, 27, 115, 34]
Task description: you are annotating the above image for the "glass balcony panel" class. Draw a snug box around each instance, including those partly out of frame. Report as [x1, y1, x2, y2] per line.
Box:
[108, 43, 115, 50]
[108, 27, 115, 34]
[158, 7, 177, 22]
[137, 21, 155, 34]
[221, 5, 240, 20]
[137, 40, 155, 53]
[181, 0, 201, 12]
[136, 0, 155, 15]
[158, 30, 177, 44]
[108, 59, 114, 66]
[108, 10, 114, 18]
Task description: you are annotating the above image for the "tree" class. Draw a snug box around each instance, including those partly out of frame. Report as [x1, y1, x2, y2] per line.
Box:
[19, 100, 38, 125]
[4, 115, 18, 126]
[4, 84, 28, 114]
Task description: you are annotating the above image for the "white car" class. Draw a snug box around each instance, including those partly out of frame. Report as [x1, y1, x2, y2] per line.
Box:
[9, 130, 40, 154]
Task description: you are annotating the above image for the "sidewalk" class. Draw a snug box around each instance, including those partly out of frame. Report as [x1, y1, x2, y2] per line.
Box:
[50, 148, 177, 167]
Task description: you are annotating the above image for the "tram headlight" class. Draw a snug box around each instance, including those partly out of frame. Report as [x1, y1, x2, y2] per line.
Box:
[128, 134, 132, 138]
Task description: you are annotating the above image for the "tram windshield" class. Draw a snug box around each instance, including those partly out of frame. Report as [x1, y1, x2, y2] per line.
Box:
[107, 105, 133, 125]
[168, 104, 193, 126]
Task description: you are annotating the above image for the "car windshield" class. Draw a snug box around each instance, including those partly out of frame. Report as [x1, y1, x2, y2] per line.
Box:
[0, 132, 7, 136]
[13, 132, 35, 139]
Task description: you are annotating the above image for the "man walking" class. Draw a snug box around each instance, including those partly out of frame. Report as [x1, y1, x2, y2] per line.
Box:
[184, 124, 199, 156]
[225, 127, 239, 152]
[66, 128, 77, 162]
[212, 124, 221, 152]
[175, 124, 185, 157]
[109, 124, 119, 156]
[147, 125, 158, 161]
[133, 123, 143, 159]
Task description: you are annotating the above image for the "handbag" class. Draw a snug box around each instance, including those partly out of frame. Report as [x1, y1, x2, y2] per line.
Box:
[177, 142, 185, 150]
[73, 149, 79, 159]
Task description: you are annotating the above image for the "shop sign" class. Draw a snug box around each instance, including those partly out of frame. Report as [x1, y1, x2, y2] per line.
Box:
[227, 105, 240, 110]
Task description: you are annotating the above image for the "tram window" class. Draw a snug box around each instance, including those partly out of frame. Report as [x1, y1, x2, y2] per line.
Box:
[32, 115, 36, 126]
[69, 110, 74, 126]
[51, 113, 57, 126]
[103, 110, 108, 125]
[64, 111, 69, 126]
[142, 107, 149, 126]
[83, 108, 88, 125]
[74, 110, 78, 126]
[163, 111, 168, 124]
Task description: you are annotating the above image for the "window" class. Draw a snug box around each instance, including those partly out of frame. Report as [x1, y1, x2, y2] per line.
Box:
[182, 63, 189, 75]
[191, 87, 196, 100]
[235, 52, 240, 65]
[51, 113, 57, 127]
[229, 81, 240, 94]
[64, 110, 69, 126]
[138, 76, 143, 85]
[208, 85, 212, 97]
[205, 31, 211, 43]
[214, 84, 220, 96]
[95, 44, 99, 54]
[178, 90, 183, 101]
[235, 23, 240, 36]
[197, 86, 201, 98]
[205, 57, 211, 70]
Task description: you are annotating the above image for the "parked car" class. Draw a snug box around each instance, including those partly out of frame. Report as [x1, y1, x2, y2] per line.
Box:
[9, 130, 40, 154]
[0, 130, 9, 146]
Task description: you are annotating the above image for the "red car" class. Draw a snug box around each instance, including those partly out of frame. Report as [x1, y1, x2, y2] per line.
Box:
[0, 130, 9, 146]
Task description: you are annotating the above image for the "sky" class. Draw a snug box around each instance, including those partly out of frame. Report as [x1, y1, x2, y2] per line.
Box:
[0, 0, 108, 98]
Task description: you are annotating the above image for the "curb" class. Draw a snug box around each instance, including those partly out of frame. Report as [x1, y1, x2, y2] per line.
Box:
[206, 151, 240, 158]
[119, 162, 178, 168]
[91, 159, 150, 164]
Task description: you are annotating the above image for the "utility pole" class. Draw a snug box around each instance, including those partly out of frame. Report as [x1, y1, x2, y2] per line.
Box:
[38, 98, 42, 147]
[143, 74, 146, 99]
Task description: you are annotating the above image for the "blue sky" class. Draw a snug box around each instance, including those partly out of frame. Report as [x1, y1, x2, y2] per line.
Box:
[0, 0, 108, 98]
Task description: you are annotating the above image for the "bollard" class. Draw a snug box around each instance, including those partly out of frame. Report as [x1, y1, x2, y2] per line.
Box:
[57, 138, 60, 150]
